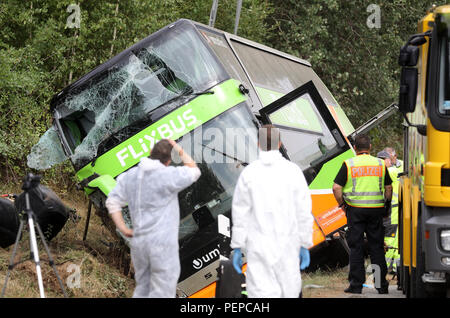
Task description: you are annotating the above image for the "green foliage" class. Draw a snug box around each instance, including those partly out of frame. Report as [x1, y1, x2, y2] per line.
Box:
[0, 0, 271, 185]
[0, 0, 443, 183]
[264, 0, 444, 156]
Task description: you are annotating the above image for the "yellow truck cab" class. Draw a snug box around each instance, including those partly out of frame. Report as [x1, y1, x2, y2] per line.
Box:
[397, 5, 450, 298]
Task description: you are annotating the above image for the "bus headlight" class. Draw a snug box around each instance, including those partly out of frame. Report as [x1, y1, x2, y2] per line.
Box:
[441, 230, 450, 251]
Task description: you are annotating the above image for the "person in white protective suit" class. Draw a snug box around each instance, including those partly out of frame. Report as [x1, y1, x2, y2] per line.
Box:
[231, 124, 314, 298]
[105, 139, 201, 298]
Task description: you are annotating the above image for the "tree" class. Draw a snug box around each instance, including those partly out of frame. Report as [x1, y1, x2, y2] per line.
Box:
[0, 0, 272, 185]
[264, 0, 441, 154]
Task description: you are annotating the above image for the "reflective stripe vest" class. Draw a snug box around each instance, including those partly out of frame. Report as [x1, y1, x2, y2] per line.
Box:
[342, 154, 386, 208]
[388, 165, 401, 224]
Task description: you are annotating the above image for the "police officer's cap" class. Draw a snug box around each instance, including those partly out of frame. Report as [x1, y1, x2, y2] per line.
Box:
[377, 150, 390, 159]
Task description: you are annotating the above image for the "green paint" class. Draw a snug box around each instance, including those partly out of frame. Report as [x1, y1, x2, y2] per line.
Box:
[88, 174, 117, 196]
[76, 79, 246, 194]
[308, 148, 355, 190]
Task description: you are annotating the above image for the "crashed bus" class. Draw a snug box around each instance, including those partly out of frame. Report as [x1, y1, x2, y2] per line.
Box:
[29, 19, 388, 297]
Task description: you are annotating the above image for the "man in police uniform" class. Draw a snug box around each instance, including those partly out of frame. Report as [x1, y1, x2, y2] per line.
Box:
[332, 134, 393, 294]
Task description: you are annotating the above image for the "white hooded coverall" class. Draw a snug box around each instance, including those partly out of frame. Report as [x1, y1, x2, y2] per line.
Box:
[231, 150, 313, 298]
[105, 157, 201, 298]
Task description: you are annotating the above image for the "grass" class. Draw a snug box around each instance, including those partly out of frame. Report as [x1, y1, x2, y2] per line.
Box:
[0, 187, 135, 298]
[302, 267, 349, 298]
[0, 183, 367, 299]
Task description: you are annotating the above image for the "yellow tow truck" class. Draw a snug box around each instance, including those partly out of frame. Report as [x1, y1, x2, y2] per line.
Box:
[397, 4, 450, 297]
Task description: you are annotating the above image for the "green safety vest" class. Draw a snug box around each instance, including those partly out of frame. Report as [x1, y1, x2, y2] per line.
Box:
[388, 164, 402, 225]
[343, 154, 386, 208]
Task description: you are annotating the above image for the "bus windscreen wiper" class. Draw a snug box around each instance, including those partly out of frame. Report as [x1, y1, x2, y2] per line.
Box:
[190, 90, 214, 96]
[200, 143, 248, 167]
[165, 87, 214, 105]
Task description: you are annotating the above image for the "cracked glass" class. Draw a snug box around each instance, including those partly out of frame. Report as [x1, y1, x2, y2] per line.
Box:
[28, 21, 227, 170]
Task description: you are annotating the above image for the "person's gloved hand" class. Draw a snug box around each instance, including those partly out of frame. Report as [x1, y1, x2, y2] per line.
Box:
[232, 248, 243, 274]
[299, 247, 310, 270]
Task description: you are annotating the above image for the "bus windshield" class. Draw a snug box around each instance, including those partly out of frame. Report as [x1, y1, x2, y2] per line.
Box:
[176, 102, 259, 244]
[29, 21, 227, 170]
[438, 19, 450, 116]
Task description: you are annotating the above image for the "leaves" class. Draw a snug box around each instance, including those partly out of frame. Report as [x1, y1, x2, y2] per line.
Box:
[0, 0, 441, 181]
[0, 0, 272, 182]
[265, 0, 440, 154]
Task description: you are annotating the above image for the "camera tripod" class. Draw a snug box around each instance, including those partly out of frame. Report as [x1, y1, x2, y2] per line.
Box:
[1, 173, 67, 298]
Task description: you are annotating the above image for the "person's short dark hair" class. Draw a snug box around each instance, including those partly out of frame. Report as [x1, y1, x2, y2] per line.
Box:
[150, 139, 173, 164]
[259, 124, 281, 151]
[354, 134, 371, 151]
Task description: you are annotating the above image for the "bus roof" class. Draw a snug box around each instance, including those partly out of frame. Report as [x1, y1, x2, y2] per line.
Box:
[190, 19, 311, 68]
[50, 18, 312, 112]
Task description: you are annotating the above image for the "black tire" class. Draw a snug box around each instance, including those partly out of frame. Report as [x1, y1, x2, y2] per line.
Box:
[410, 213, 417, 298]
[414, 204, 429, 298]
[406, 267, 411, 297]
[307, 237, 349, 272]
[398, 194, 405, 293]
[446, 282, 450, 298]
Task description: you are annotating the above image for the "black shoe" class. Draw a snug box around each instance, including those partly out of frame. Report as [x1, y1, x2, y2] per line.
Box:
[344, 286, 362, 294]
[376, 287, 389, 294]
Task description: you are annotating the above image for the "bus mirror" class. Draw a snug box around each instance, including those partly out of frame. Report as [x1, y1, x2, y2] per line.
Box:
[399, 67, 418, 113]
[409, 36, 427, 46]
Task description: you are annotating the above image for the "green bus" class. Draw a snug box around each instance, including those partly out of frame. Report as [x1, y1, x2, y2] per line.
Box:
[30, 19, 381, 297]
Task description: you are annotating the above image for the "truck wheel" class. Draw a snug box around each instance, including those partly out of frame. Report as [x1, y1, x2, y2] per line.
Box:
[398, 196, 406, 294]
[404, 266, 411, 297]
[414, 206, 428, 298]
[410, 211, 417, 298]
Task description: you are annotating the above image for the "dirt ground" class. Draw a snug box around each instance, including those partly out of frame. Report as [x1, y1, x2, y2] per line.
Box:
[0, 186, 405, 299]
[302, 267, 405, 298]
[0, 189, 135, 298]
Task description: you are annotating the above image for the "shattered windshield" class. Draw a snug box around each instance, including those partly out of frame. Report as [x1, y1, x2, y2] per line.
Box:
[28, 21, 227, 170]
[176, 103, 259, 245]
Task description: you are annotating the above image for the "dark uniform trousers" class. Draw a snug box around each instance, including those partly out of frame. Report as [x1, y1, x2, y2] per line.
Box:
[346, 206, 388, 290]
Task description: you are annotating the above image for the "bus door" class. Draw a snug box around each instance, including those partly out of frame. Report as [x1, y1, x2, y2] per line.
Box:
[258, 81, 349, 244]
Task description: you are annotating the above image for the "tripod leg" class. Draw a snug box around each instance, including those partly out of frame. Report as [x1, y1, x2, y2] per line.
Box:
[27, 212, 46, 298]
[1, 220, 25, 297]
[33, 217, 68, 298]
